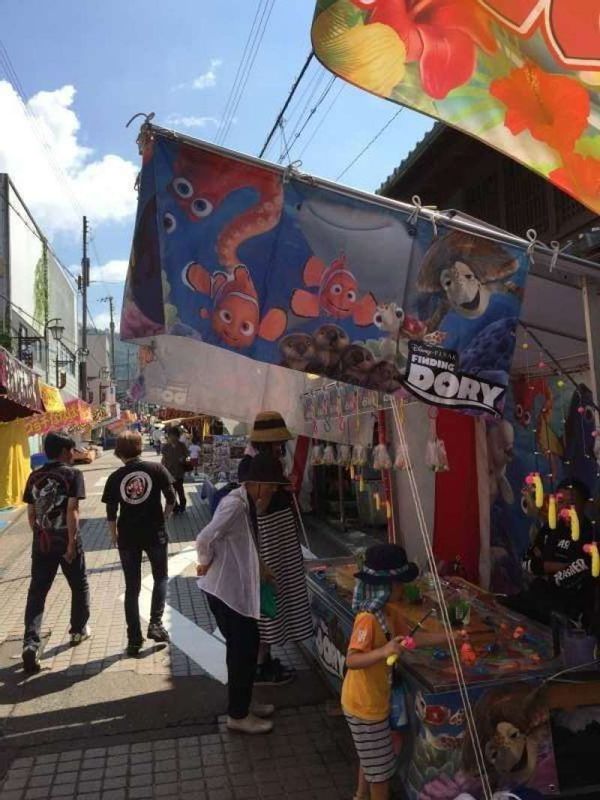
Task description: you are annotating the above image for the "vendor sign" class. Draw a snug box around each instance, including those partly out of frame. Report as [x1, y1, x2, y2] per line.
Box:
[24, 399, 93, 437]
[0, 346, 42, 419]
[122, 133, 529, 417]
[40, 383, 65, 413]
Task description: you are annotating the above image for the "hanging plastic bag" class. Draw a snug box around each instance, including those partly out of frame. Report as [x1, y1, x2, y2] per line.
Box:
[310, 443, 324, 466]
[425, 411, 449, 472]
[373, 443, 393, 470]
[352, 444, 368, 467]
[323, 444, 337, 465]
[338, 444, 352, 466]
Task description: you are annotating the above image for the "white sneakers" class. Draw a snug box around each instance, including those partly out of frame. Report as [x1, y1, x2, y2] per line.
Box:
[226, 713, 273, 735]
[70, 624, 92, 646]
[226, 704, 275, 734]
[250, 702, 275, 718]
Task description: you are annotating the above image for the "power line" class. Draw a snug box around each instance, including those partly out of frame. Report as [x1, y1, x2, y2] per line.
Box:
[215, 0, 277, 147]
[336, 108, 405, 182]
[258, 50, 315, 158]
[297, 83, 346, 161]
[277, 68, 327, 161]
[279, 76, 336, 164]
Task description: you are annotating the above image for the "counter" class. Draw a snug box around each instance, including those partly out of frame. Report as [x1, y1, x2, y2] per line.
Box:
[305, 557, 600, 799]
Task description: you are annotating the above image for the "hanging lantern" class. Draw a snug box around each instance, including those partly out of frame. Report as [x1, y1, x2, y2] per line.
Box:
[548, 494, 557, 530]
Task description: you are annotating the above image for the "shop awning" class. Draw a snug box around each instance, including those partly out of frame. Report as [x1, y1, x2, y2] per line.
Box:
[23, 399, 93, 437]
[0, 346, 43, 421]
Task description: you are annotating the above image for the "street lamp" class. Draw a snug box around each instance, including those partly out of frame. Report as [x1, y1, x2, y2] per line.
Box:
[46, 318, 65, 343]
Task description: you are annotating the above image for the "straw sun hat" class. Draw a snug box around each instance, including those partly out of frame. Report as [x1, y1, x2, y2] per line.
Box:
[250, 411, 293, 443]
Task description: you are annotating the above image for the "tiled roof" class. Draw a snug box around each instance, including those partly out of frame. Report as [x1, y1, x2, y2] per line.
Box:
[376, 122, 446, 196]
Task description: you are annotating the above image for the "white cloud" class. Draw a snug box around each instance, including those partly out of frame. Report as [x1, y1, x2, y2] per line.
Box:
[90, 258, 129, 283]
[165, 114, 219, 130]
[174, 59, 223, 91]
[192, 58, 222, 89]
[0, 81, 138, 234]
[92, 311, 117, 332]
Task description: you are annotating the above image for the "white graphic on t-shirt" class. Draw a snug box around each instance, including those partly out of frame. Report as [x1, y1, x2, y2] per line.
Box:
[32, 477, 68, 531]
[120, 471, 152, 505]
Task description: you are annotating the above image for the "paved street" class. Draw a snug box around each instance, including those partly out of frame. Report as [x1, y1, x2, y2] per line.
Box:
[0, 450, 357, 800]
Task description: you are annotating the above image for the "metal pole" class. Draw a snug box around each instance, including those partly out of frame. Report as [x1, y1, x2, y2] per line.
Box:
[109, 297, 115, 379]
[43, 239, 49, 383]
[145, 123, 600, 280]
[80, 216, 89, 399]
[582, 277, 600, 412]
[101, 295, 116, 379]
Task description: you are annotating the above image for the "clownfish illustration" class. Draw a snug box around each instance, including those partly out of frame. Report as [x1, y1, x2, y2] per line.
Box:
[291, 254, 377, 326]
[183, 263, 287, 350]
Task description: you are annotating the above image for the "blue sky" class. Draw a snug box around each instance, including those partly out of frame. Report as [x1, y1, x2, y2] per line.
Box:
[0, 0, 433, 330]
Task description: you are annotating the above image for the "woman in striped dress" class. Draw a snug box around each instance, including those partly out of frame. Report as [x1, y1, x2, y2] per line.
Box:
[239, 412, 314, 686]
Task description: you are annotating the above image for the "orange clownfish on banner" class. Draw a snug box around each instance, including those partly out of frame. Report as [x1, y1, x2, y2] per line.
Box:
[291, 254, 377, 326]
[183, 263, 287, 350]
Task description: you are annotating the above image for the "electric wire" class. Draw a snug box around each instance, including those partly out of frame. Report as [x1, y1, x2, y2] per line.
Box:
[220, 0, 276, 146]
[215, 0, 276, 146]
[277, 70, 329, 162]
[297, 82, 346, 161]
[267, 59, 320, 156]
[336, 107, 404, 182]
[279, 75, 336, 165]
[214, 0, 266, 145]
[258, 50, 316, 159]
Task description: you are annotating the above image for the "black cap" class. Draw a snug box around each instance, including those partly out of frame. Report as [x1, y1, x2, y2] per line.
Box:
[354, 544, 419, 584]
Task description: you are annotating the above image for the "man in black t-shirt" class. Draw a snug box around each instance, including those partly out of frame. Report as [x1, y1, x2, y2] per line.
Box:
[22, 431, 90, 673]
[102, 431, 176, 655]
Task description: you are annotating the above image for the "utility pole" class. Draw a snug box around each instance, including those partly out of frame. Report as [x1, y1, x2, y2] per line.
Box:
[101, 295, 116, 379]
[79, 217, 89, 399]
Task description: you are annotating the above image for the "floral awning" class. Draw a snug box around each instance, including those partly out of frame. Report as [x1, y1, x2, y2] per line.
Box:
[311, 0, 600, 214]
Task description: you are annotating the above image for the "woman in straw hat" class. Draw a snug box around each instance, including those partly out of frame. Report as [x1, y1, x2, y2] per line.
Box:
[196, 452, 287, 735]
[238, 411, 314, 686]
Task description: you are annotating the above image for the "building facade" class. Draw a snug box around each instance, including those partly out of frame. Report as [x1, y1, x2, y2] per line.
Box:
[86, 331, 112, 405]
[0, 174, 80, 396]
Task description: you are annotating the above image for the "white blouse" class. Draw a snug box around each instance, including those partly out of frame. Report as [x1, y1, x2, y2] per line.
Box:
[196, 486, 261, 620]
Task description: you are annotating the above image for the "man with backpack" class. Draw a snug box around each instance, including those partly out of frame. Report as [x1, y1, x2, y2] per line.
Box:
[22, 431, 90, 674]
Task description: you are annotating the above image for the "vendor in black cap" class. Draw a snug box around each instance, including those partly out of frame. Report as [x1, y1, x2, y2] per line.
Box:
[502, 478, 595, 627]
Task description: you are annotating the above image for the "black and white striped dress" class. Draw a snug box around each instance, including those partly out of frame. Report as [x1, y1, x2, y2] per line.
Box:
[256, 495, 314, 646]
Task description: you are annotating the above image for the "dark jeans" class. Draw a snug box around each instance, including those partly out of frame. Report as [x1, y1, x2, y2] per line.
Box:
[173, 478, 186, 509]
[206, 593, 259, 719]
[119, 542, 168, 642]
[24, 548, 90, 647]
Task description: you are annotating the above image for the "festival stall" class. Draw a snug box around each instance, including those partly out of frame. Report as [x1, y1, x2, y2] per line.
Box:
[0, 346, 44, 507]
[121, 123, 600, 799]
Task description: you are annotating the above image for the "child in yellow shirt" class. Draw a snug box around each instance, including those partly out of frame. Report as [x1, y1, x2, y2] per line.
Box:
[342, 544, 443, 800]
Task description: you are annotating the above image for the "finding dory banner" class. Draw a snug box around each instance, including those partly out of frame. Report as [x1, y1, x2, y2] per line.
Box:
[311, 0, 600, 216]
[122, 131, 530, 416]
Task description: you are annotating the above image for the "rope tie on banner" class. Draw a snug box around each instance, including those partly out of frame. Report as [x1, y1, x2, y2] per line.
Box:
[430, 209, 441, 239]
[407, 195, 438, 235]
[525, 229, 538, 263]
[549, 240, 561, 273]
[390, 398, 494, 800]
[282, 160, 303, 185]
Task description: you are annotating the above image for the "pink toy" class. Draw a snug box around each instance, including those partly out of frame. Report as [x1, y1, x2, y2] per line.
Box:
[525, 472, 544, 509]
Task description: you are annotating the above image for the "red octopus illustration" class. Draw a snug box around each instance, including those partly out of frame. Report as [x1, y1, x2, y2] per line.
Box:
[183, 263, 287, 350]
[170, 146, 284, 268]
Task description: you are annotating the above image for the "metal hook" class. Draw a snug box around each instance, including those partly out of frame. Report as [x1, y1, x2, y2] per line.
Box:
[125, 112, 156, 129]
[525, 229, 538, 263]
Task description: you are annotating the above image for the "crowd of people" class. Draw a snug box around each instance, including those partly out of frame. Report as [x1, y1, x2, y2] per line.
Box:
[18, 413, 598, 800]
